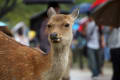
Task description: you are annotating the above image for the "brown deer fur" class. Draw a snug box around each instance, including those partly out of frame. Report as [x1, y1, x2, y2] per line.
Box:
[0, 7, 79, 80]
[0, 31, 51, 80]
[62, 50, 73, 80]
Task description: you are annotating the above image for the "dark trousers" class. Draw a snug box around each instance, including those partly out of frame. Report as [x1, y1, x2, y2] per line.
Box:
[72, 48, 84, 69]
[111, 48, 120, 80]
[87, 48, 104, 77]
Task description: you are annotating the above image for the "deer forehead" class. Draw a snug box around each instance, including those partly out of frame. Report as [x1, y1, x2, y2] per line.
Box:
[48, 14, 74, 24]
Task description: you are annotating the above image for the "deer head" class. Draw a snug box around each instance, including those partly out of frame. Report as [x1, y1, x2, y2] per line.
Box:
[47, 7, 79, 48]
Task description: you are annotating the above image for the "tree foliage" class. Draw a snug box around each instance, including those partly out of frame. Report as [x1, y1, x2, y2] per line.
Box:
[0, 0, 94, 28]
[0, 0, 17, 19]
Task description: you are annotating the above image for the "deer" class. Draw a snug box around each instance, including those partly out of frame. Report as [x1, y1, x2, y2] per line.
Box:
[41, 7, 79, 80]
[0, 7, 79, 80]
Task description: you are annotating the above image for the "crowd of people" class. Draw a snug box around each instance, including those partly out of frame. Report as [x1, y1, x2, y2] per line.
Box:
[72, 15, 106, 80]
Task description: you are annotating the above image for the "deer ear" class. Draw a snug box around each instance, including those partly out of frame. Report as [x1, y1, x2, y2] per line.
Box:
[70, 8, 79, 20]
[47, 7, 56, 18]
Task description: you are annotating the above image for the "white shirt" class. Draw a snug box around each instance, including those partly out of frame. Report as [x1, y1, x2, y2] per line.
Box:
[108, 27, 120, 49]
[86, 21, 100, 49]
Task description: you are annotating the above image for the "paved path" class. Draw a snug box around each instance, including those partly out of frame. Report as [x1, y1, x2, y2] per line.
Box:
[70, 68, 112, 80]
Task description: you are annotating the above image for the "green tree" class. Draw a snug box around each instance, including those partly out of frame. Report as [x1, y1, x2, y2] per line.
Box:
[0, 0, 17, 18]
[0, 0, 94, 28]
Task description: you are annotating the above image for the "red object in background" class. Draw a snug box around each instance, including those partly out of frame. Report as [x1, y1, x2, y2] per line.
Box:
[78, 17, 89, 32]
[91, 0, 108, 8]
[78, 25, 83, 32]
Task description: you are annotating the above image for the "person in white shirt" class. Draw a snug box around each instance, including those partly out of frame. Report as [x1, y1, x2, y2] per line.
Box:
[12, 22, 30, 46]
[14, 27, 29, 46]
[107, 26, 120, 80]
[82, 16, 104, 79]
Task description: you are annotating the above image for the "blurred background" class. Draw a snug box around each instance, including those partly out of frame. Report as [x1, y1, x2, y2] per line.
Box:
[0, 0, 93, 28]
[0, 0, 112, 80]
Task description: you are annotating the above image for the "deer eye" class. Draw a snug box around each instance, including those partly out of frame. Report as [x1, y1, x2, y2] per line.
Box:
[47, 24, 52, 28]
[65, 23, 70, 27]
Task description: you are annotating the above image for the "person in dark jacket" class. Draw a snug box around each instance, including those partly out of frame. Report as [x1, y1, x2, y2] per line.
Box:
[30, 2, 61, 53]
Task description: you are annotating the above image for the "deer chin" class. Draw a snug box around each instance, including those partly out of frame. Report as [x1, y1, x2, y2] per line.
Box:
[52, 40, 71, 48]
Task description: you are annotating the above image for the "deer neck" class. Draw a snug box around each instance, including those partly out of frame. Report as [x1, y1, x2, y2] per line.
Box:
[51, 44, 69, 62]
[48, 44, 70, 78]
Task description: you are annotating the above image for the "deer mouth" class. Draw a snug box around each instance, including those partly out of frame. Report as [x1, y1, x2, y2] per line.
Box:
[51, 38, 61, 43]
[50, 33, 62, 43]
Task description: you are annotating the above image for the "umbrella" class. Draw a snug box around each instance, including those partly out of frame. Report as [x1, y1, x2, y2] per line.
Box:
[23, 0, 75, 4]
[91, 0, 120, 27]
[71, 3, 91, 14]
[0, 21, 7, 27]
[91, 0, 108, 9]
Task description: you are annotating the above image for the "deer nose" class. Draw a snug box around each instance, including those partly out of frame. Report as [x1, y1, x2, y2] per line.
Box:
[50, 32, 58, 40]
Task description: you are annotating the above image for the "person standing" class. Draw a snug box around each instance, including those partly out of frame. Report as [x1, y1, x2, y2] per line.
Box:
[82, 16, 104, 79]
[107, 26, 120, 80]
[38, 2, 61, 53]
[14, 27, 30, 46]
[12, 22, 30, 46]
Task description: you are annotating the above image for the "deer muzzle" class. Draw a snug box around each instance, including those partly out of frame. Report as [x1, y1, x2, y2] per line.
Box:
[50, 32, 61, 43]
